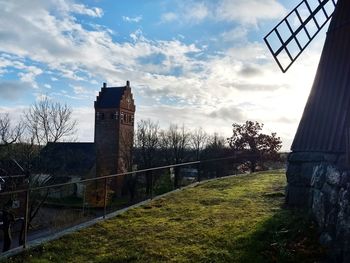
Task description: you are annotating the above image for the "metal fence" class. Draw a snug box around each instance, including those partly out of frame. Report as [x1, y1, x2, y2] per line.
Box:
[0, 154, 284, 255]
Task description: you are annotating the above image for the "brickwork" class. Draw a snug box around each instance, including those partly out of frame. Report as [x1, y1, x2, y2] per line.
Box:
[94, 81, 135, 183]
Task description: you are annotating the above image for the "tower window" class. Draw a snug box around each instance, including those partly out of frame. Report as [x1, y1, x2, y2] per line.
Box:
[121, 112, 124, 122]
[111, 111, 118, 120]
[96, 112, 104, 120]
[131, 115, 134, 123]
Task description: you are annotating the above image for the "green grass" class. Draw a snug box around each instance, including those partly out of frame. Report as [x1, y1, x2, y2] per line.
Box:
[4, 170, 325, 263]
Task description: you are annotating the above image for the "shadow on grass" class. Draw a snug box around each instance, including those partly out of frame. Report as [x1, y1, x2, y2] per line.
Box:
[236, 207, 327, 263]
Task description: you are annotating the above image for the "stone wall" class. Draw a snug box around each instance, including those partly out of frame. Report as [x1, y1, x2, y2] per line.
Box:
[287, 152, 350, 262]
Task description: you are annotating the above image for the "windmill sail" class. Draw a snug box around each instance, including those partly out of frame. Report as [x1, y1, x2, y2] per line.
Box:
[264, 0, 337, 73]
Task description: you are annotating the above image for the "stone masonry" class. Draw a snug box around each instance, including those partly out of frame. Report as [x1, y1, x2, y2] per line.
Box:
[287, 152, 350, 262]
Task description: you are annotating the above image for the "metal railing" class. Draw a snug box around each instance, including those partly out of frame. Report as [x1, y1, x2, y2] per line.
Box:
[0, 154, 283, 254]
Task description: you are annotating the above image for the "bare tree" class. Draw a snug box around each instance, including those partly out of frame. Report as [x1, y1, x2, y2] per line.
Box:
[201, 133, 230, 178]
[20, 96, 78, 243]
[135, 119, 160, 194]
[0, 114, 24, 147]
[0, 114, 26, 251]
[160, 124, 190, 188]
[208, 133, 226, 150]
[24, 97, 77, 145]
[1, 99, 78, 250]
[190, 127, 208, 161]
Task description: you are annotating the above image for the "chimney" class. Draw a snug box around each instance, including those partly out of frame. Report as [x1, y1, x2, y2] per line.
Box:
[103, 82, 107, 88]
[126, 80, 130, 87]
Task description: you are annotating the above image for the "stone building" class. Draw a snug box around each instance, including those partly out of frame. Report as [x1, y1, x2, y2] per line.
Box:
[41, 81, 135, 203]
[94, 81, 136, 178]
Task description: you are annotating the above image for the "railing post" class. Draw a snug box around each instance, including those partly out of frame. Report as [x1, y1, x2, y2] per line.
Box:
[23, 189, 30, 249]
[346, 128, 350, 166]
[103, 178, 107, 219]
[171, 167, 175, 190]
[197, 162, 201, 183]
[150, 171, 153, 199]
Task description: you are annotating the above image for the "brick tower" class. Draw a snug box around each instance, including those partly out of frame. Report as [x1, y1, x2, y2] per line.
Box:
[94, 81, 135, 180]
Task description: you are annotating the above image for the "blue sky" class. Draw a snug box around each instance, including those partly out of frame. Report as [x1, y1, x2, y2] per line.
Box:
[0, 0, 333, 150]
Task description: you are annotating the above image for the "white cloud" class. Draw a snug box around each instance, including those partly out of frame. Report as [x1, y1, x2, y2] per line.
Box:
[160, 0, 212, 26]
[160, 1, 209, 24]
[136, 104, 233, 138]
[185, 2, 209, 23]
[208, 105, 246, 122]
[71, 85, 96, 98]
[160, 0, 285, 26]
[70, 4, 103, 17]
[216, 0, 286, 25]
[0, 81, 32, 100]
[55, 0, 103, 17]
[18, 66, 43, 88]
[0, 0, 202, 87]
[72, 106, 95, 141]
[161, 12, 178, 23]
[0, 0, 327, 151]
[73, 86, 88, 94]
[220, 27, 248, 43]
[0, 106, 27, 127]
[122, 15, 142, 23]
[129, 29, 145, 42]
[0, 55, 42, 88]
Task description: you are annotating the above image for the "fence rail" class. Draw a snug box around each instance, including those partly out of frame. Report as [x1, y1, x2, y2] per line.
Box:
[0, 153, 282, 255]
[1, 155, 245, 195]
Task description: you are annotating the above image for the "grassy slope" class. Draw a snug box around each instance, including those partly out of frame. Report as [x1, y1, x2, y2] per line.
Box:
[5, 171, 325, 263]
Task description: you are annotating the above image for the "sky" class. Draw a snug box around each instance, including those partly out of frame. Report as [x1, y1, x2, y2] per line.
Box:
[0, 0, 334, 151]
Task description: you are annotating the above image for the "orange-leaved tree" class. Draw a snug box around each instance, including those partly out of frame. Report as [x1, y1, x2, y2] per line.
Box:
[228, 121, 282, 173]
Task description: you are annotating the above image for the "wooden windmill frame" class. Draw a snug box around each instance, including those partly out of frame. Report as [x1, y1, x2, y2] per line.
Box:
[264, 0, 337, 73]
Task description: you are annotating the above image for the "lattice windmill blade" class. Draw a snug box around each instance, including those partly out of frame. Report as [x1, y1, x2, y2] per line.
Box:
[264, 0, 338, 73]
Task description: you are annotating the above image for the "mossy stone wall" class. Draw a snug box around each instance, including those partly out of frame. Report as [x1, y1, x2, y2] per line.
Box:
[287, 152, 350, 262]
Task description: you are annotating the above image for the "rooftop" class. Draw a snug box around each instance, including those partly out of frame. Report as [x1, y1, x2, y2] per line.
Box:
[41, 142, 95, 177]
[94, 81, 129, 109]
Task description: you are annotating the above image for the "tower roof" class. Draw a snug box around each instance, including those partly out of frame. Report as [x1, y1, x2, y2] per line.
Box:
[94, 82, 130, 108]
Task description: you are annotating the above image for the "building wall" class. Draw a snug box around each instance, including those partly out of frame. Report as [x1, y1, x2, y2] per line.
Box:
[287, 152, 350, 262]
[117, 86, 135, 174]
[94, 84, 135, 176]
[95, 107, 120, 177]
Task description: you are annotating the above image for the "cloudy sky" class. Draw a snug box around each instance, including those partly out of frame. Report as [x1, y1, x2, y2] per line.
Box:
[0, 0, 334, 150]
